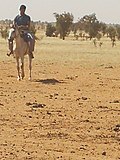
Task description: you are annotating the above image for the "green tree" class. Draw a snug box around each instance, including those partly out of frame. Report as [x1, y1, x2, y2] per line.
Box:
[96, 32, 102, 40]
[30, 21, 36, 35]
[115, 24, 120, 40]
[106, 26, 116, 40]
[54, 12, 74, 40]
[46, 23, 56, 37]
[79, 13, 101, 39]
[0, 27, 9, 39]
[99, 22, 107, 36]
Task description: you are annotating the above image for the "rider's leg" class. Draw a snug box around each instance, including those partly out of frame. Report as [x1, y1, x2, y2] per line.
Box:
[27, 33, 35, 59]
[7, 28, 15, 56]
[28, 40, 34, 58]
[7, 39, 13, 56]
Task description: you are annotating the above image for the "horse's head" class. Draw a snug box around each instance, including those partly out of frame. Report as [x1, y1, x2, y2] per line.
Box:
[15, 26, 28, 39]
[14, 26, 21, 38]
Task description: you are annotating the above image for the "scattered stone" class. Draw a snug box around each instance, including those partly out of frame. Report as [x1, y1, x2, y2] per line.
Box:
[116, 124, 120, 128]
[82, 97, 87, 100]
[79, 102, 83, 105]
[114, 127, 120, 132]
[105, 66, 113, 69]
[76, 97, 88, 101]
[26, 102, 32, 106]
[47, 111, 51, 115]
[96, 127, 100, 130]
[80, 147, 86, 150]
[49, 95, 53, 99]
[97, 106, 108, 109]
[75, 75, 78, 78]
[66, 76, 75, 80]
[85, 119, 89, 122]
[26, 102, 46, 108]
[76, 98, 80, 101]
[113, 100, 120, 103]
[110, 100, 120, 103]
[54, 93, 59, 96]
[102, 151, 106, 156]
[32, 103, 46, 108]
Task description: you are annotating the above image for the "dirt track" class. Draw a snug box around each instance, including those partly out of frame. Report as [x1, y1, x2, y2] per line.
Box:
[0, 38, 120, 159]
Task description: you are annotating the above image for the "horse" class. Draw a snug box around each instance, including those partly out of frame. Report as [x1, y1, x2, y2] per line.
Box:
[9, 26, 32, 81]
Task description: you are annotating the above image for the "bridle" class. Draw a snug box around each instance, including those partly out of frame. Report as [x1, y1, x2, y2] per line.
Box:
[14, 25, 28, 40]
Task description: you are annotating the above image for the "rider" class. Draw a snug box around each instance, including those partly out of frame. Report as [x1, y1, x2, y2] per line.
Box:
[7, 4, 35, 58]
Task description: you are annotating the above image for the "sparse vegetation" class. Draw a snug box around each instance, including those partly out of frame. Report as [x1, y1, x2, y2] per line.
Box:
[0, 27, 9, 39]
[46, 23, 56, 37]
[54, 12, 74, 40]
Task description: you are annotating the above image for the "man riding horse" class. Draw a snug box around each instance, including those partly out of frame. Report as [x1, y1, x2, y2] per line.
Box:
[7, 4, 35, 58]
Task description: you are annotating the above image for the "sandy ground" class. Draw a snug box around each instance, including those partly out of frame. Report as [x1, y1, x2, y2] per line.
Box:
[0, 37, 120, 160]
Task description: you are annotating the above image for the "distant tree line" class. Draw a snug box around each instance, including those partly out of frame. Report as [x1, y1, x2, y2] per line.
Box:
[46, 12, 73, 40]
[46, 12, 120, 41]
[1, 14, 120, 41]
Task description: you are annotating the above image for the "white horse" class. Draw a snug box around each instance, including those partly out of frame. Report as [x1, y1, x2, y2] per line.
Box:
[9, 26, 32, 81]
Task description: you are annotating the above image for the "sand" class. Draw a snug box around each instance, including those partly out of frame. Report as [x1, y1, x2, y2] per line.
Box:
[0, 37, 120, 160]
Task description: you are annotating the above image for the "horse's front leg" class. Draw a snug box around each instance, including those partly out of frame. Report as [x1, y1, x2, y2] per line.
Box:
[28, 56, 32, 81]
[21, 57, 25, 79]
[16, 57, 21, 81]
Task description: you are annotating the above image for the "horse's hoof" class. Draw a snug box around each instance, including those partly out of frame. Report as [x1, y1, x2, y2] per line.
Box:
[17, 77, 21, 81]
[21, 76, 25, 80]
[28, 77, 31, 81]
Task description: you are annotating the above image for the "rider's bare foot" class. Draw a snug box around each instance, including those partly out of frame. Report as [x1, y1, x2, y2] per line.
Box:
[7, 53, 11, 56]
[7, 51, 13, 56]
[29, 52, 34, 59]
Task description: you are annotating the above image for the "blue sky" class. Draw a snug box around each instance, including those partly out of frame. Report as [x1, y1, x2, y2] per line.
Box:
[0, 0, 120, 23]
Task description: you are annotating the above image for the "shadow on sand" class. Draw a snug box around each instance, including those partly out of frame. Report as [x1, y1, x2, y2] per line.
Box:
[34, 78, 62, 85]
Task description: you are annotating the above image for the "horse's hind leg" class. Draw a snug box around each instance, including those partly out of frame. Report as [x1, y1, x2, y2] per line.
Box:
[16, 57, 21, 81]
[21, 57, 25, 79]
[28, 56, 32, 81]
